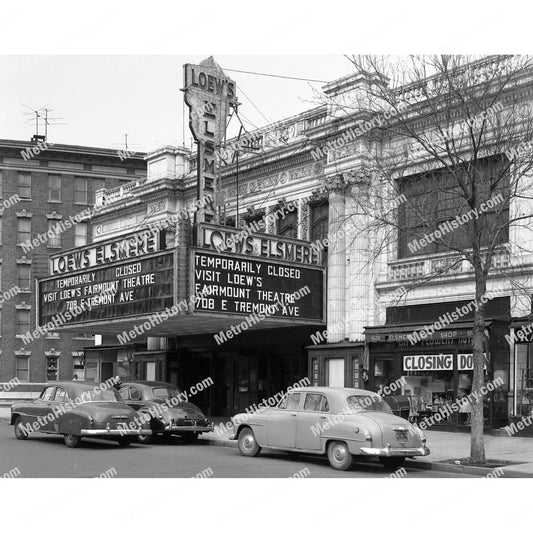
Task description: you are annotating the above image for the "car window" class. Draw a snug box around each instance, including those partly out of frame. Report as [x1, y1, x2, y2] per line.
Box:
[277, 395, 288, 409]
[151, 387, 181, 399]
[303, 393, 329, 412]
[286, 393, 301, 410]
[346, 395, 393, 414]
[54, 388, 69, 403]
[41, 387, 56, 401]
[130, 388, 142, 401]
[118, 387, 130, 400]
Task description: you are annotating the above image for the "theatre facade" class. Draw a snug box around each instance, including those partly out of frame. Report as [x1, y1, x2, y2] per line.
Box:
[36, 56, 533, 425]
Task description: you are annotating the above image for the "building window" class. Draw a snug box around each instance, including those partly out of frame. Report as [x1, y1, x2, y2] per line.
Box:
[398, 155, 510, 258]
[0, 170, 2, 197]
[18, 172, 31, 198]
[17, 265, 31, 291]
[310, 201, 328, 265]
[16, 310, 30, 336]
[277, 207, 298, 238]
[74, 177, 88, 204]
[92, 178, 105, 203]
[48, 175, 62, 202]
[48, 221, 61, 247]
[75, 223, 88, 246]
[17, 219, 31, 244]
[16, 357, 29, 382]
[46, 356, 59, 381]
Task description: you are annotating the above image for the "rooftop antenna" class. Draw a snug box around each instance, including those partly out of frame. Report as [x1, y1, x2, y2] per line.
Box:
[111, 134, 141, 153]
[22, 104, 66, 141]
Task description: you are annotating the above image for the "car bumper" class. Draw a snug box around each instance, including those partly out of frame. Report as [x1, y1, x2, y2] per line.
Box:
[360, 445, 430, 457]
[168, 423, 214, 434]
[80, 428, 152, 436]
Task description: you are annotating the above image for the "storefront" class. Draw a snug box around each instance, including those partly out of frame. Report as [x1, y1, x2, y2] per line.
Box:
[364, 299, 511, 430]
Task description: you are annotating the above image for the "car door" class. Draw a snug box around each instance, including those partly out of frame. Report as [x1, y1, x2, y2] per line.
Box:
[28, 386, 56, 430]
[46, 386, 69, 432]
[265, 392, 302, 449]
[296, 393, 330, 451]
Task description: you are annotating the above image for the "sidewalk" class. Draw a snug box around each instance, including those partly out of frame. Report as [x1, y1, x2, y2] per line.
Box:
[199, 417, 533, 477]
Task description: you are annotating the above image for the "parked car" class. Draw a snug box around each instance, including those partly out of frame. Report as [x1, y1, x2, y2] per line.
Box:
[118, 381, 213, 443]
[229, 386, 430, 471]
[10, 381, 151, 448]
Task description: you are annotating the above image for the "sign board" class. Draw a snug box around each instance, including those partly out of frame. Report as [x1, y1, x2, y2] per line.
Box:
[402, 353, 487, 371]
[183, 57, 237, 224]
[192, 249, 324, 321]
[198, 223, 321, 266]
[49, 230, 162, 276]
[39, 252, 174, 326]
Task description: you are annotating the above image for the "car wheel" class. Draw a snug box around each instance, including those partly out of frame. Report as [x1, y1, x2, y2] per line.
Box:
[238, 427, 261, 457]
[14, 417, 28, 440]
[379, 457, 406, 471]
[137, 433, 152, 444]
[64, 434, 81, 448]
[181, 433, 199, 443]
[117, 437, 133, 447]
[327, 441, 353, 471]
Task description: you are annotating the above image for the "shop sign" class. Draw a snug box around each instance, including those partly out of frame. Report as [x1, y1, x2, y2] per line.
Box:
[403, 354, 453, 371]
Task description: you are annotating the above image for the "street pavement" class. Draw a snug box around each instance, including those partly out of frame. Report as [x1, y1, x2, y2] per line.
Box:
[0, 421, 474, 478]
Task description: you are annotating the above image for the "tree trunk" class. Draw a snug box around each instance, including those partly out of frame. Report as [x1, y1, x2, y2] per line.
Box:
[470, 270, 487, 464]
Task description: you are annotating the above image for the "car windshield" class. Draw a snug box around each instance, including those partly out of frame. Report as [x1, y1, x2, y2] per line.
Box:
[151, 387, 182, 399]
[76, 388, 122, 403]
[346, 395, 393, 413]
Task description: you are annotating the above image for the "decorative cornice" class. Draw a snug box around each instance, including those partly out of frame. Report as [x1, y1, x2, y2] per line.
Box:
[15, 348, 31, 356]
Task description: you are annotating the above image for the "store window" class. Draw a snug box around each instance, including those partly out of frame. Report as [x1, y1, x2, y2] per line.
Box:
[17, 264, 31, 291]
[16, 357, 29, 382]
[515, 343, 533, 416]
[73, 352, 85, 380]
[46, 356, 59, 381]
[48, 175, 61, 202]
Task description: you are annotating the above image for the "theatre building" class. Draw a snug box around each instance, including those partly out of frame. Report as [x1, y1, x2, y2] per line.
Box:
[36, 56, 533, 425]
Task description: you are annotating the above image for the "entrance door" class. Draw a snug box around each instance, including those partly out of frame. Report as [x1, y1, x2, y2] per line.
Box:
[145, 362, 156, 381]
[101, 362, 114, 383]
[326, 359, 345, 387]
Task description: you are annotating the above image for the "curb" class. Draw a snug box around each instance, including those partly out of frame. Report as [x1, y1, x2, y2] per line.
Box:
[199, 436, 533, 477]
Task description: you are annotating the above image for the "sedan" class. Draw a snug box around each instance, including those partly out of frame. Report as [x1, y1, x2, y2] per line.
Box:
[10, 381, 151, 448]
[118, 381, 213, 443]
[229, 386, 430, 471]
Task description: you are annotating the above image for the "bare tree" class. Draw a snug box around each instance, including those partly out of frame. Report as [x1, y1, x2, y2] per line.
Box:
[319, 55, 533, 463]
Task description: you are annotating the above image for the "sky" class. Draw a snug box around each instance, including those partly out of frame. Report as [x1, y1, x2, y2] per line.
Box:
[0, 55, 356, 154]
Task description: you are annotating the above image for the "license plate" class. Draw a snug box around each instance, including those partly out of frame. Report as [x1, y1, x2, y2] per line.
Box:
[395, 432, 407, 442]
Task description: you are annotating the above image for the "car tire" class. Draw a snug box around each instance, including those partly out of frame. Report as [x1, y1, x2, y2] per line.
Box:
[238, 427, 261, 457]
[379, 457, 406, 471]
[117, 437, 133, 447]
[137, 433, 153, 444]
[181, 433, 199, 443]
[64, 434, 81, 448]
[14, 417, 28, 440]
[327, 441, 353, 471]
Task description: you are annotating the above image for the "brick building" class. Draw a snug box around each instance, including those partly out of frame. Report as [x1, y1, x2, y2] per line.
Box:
[0, 138, 146, 383]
